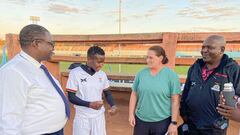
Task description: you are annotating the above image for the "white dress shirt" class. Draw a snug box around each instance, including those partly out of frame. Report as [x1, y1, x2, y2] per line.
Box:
[0, 51, 67, 135]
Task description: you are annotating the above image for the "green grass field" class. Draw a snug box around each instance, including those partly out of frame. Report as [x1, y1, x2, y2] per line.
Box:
[0, 54, 189, 75]
[0, 54, 7, 66]
[60, 62, 189, 75]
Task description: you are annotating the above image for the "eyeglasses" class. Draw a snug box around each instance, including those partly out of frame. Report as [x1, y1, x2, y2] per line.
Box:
[34, 39, 55, 47]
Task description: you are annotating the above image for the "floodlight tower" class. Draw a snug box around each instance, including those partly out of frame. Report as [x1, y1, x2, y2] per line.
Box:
[118, 0, 122, 72]
[30, 16, 40, 24]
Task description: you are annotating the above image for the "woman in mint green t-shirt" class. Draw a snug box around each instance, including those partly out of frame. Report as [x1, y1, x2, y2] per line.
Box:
[129, 45, 181, 135]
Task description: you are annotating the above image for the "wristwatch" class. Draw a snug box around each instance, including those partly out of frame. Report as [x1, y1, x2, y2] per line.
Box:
[171, 121, 177, 125]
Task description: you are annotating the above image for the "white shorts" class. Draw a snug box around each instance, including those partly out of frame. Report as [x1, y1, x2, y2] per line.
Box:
[73, 113, 106, 135]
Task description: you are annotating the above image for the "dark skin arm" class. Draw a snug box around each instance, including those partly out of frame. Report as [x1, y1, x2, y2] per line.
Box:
[68, 91, 103, 110]
[103, 89, 118, 115]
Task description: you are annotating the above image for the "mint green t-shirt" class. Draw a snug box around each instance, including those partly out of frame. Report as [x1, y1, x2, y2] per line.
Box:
[132, 67, 181, 122]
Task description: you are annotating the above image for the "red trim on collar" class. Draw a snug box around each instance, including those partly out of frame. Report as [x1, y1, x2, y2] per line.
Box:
[215, 73, 228, 78]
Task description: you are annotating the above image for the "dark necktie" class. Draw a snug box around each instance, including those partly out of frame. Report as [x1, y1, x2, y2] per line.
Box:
[40, 65, 70, 118]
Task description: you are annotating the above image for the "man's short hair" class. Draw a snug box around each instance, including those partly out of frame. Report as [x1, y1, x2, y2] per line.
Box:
[87, 45, 105, 57]
[19, 24, 49, 48]
[205, 35, 226, 46]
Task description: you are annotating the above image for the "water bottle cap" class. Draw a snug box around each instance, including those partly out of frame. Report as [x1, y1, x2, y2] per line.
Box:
[223, 83, 234, 91]
[224, 83, 233, 87]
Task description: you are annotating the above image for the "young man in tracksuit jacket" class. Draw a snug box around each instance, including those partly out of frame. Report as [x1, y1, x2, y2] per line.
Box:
[180, 35, 240, 135]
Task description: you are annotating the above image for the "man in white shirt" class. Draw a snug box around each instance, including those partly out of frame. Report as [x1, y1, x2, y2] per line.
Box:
[0, 24, 69, 135]
[66, 46, 117, 135]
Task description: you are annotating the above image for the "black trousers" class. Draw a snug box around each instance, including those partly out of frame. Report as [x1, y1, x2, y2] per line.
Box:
[43, 128, 64, 135]
[134, 116, 171, 135]
[188, 123, 226, 135]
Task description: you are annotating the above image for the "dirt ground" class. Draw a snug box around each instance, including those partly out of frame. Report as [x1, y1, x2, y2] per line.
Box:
[64, 91, 240, 135]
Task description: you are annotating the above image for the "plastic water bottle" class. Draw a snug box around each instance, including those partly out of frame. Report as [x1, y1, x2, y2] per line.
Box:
[222, 83, 236, 107]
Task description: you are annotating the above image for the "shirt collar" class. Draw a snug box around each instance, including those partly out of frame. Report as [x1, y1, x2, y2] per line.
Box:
[19, 51, 41, 68]
[203, 64, 218, 72]
[80, 64, 96, 76]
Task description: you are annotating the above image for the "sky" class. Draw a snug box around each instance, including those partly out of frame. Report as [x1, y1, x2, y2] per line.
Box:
[0, 0, 240, 39]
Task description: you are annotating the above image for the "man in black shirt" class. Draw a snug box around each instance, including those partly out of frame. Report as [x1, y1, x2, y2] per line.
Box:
[180, 35, 240, 135]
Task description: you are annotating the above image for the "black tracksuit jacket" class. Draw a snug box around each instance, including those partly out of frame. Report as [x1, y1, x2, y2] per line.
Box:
[180, 54, 240, 129]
